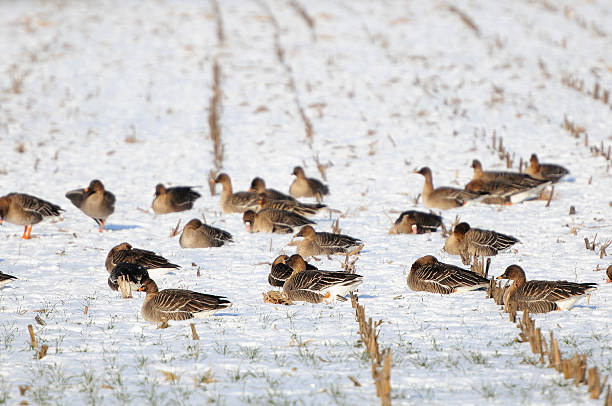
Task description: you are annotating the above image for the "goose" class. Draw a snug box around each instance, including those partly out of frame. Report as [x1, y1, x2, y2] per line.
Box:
[282, 255, 362, 303]
[65, 179, 115, 232]
[108, 262, 149, 291]
[444, 222, 519, 265]
[152, 184, 201, 214]
[389, 210, 442, 234]
[467, 160, 550, 203]
[415, 167, 485, 209]
[0, 271, 17, 287]
[289, 166, 329, 202]
[179, 219, 232, 248]
[138, 278, 231, 322]
[497, 265, 597, 313]
[256, 194, 326, 217]
[213, 173, 258, 214]
[408, 255, 489, 294]
[268, 254, 318, 287]
[242, 208, 314, 234]
[0, 193, 64, 239]
[295, 225, 362, 258]
[524, 154, 569, 183]
[249, 177, 296, 201]
[105, 242, 180, 273]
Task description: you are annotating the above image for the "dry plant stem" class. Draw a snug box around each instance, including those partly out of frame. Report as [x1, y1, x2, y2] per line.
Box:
[28, 324, 37, 348]
[208, 60, 224, 173]
[190, 323, 199, 340]
[211, 0, 225, 45]
[448, 4, 480, 37]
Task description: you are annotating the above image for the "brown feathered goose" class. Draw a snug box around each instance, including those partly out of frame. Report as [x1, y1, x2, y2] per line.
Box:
[108, 262, 149, 291]
[524, 154, 569, 183]
[606, 265, 611, 284]
[295, 225, 362, 258]
[289, 166, 329, 202]
[497, 265, 597, 313]
[243, 208, 314, 234]
[444, 222, 519, 265]
[415, 167, 485, 210]
[179, 219, 232, 248]
[138, 278, 231, 323]
[152, 184, 201, 214]
[268, 254, 318, 287]
[282, 254, 362, 303]
[65, 180, 115, 232]
[0, 271, 17, 287]
[213, 173, 258, 214]
[0, 193, 64, 239]
[256, 194, 326, 217]
[408, 255, 489, 294]
[105, 242, 180, 273]
[467, 160, 550, 203]
[249, 177, 296, 201]
[389, 210, 442, 234]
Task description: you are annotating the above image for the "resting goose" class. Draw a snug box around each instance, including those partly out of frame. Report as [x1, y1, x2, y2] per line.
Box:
[497, 265, 597, 313]
[268, 254, 318, 287]
[152, 184, 201, 214]
[65, 180, 115, 232]
[0, 193, 64, 239]
[408, 255, 489, 294]
[389, 210, 442, 234]
[289, 166, 329, 202]
[415, 167, 484, 210]
[105, 242, 180, 273]
[295, 225, 362, 258]
[243, 208, 314, 234]
[0, 271, 17, 287]
[213, 173, 258, 214]
[256, 194, 326, 217]
[179, 219, 233, 248]
[138, 278, 231, 322]
[524, 154, 569, 183]
[249, 177, 296, 201]
[444, 222, 519, 265]
[282, 254, 362, 303]
[108, 263, 149, 291]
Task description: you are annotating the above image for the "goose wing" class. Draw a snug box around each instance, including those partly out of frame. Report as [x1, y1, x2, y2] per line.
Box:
[261, 209, 314, 227]
[12, 193, 63, 217]
[268, 263, 294, 287]
[200, 223, 233, 243]
[152, 289, 231, 319]
[65, 189, 87, 208]
[315, 232, 361, 251]
[168, 186, 201, 207]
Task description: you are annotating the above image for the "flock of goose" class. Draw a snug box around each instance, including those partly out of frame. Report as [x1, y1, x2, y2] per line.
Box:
[0, 157, 609, 324]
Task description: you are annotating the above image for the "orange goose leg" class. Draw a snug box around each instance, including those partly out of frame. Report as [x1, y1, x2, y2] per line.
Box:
[22, 225, 28, 239]
[98, 220, 105, 233]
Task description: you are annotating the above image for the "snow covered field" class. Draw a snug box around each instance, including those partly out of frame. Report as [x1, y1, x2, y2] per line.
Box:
[0, 0, 611, 404]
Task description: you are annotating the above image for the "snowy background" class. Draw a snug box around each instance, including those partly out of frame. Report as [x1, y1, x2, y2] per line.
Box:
[0, 0, 611, 404]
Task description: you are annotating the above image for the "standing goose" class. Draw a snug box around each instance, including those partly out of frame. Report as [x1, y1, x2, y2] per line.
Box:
[213, 173, 258, 214]
[256, 194, 326, 217]
[0, 193, 64, 239]
[249, 177, 296, 202]
[282, 255, 362, 303]
[138, 278, 231, 323]
[408, 255, 489, 294]
[415, 167, 485, 210]
[105, 242, 180, 273]
[0, 271, 17, 287]
[152, 184, 201, 214]
[524, 154, 569, 183]
[497, 265, 597, 313]
[295, 225, 362, 258]
[179, 219, 232, 248]
[108, 262, 150, 291]
[268, 254, 318, 287]
[389, 210, 442, 234]
[444, 222, 519, 265]
[243, 208, 314, 234]
[289, 166, 329, 202]
[65, 179, 115, 232]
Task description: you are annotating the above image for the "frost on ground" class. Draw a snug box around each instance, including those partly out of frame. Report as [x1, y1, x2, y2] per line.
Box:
[0, 0, 611, 405]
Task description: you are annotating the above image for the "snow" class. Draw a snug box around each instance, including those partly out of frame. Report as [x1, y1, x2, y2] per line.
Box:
[0, 0, 611, 404]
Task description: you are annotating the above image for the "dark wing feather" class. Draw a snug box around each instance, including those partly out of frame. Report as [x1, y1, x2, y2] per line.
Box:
[14, 193, 63, 216]
[285, 270, 362, 292]
[315, 232, 361, 251]
[65, 189, 87, 208]
[153, 289, 231, 320]
[168, 186, 201, 208]
[409, 263, 488, 294]
[268, 263, 294, 287]
[261, 209, 314, 227]
[200, 223, 233, 244]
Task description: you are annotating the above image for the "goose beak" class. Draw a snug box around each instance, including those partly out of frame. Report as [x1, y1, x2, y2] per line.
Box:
[245, 223, 251, 233]
[137, 286, 145, 292]
[411, 224, 418, 234]
[84, 188, 89, 193]
[496, 275, 503, 280]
